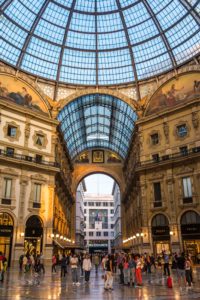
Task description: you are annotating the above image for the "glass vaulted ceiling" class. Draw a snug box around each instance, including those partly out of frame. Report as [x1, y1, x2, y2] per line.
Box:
[0, 0, 200, 86]
[57, 94, 137, 159]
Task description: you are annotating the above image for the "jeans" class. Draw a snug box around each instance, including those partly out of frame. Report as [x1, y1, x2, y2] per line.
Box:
[123, 269, 128, 284]
[85, 270, 90, 281]
[95, 264, 98, 273]
[40, 263, 45, 274]
[164, 263, 170, 276]
[105, 271, 113, 289]
[128, 268, 135, 283]
[81, 264, 83, 276]
[119, 267, 124, 284]
[71, 268, 78, 283]
[52, 264, 56, 273]
[61, 266, 66, 277]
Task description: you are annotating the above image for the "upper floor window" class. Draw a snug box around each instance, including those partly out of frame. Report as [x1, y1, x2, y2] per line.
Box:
[96, 202, 101, 206]
[89, 232, 93, 236]
[84, 202, 87, 206]
[178, 124, 187, 137]
[84, 209, 87, 214]
[33, 183, 41, 203]
[110, 232, 115, 237]
[110, 202, 114, 206]
[96, 232, 101, 236]
[110, 209, 114, 214]
[151, 133, 159, 145]
[182, 177, 192, 203]
[88, 202, 94, 206]
[3, 178, 12, 199]
[36, 134, 44, 146]
[104, 232, 108, 236]
[103, 202, 108, 206]
[7, 125, 16, 138]
[153, 182, 162, 207]
[6, 147, 14, 157]
[35, 154, 42, 163]
[180, 146, 188, 156]
[152, 153, 159, 162]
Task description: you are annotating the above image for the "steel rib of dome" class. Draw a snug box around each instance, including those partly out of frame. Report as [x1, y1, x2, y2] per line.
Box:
[0, 0, 200, 86]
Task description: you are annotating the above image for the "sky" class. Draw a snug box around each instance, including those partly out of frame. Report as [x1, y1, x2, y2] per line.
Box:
[84, 174, 114, 195]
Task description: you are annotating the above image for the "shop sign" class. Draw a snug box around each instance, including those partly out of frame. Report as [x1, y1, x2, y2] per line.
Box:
[0, 226, 13, 236]
[152, 226, 169, 236]
[181, 224, 200, 235]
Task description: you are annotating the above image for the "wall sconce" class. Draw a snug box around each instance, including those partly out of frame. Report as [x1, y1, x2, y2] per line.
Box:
[170, 231, 174, 236]
[56, 234, 59, 238]
[50, 234, 54, 238]
[133, 235, 136, 239]
[64, 237, 66, 241]
[60, 236, 63, 239]
[136, 233, 140, 237]
[140, 233, 144, 237]
[20, 232, 24, 237]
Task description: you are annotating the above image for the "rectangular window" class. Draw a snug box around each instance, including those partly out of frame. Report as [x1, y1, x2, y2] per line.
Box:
[33, 183, 41, 203]
[35, 154, 42, 163]
[151, 133, 159, 145]
[84, 216, 86, 221]
[36, 134, 44, 146]
[110, 232, 115, 237]
[88, 202, 94, 206]
[152, 153, 159, 162]
[182, 177, 192, 203]
[7, 125, 17, 138]
[89, 232, 93, 236]
[3, 178, 12, 198]
[84, 202, 87, 206]
[153, 182, 162, 207]
[104, 232, 108, 236]
[103, 202, 108, 206]
[96, 232, 101, 236]
[178, 124, 187, 137]
[111, 224, 114, 229]
[110, 202, 114, 206]
[180, 146, 188, 156]
[6, 147, 14, 157]
[84, 209, 86, 213]
[96, 202, 101, 206]
[110, 209, 114, 214]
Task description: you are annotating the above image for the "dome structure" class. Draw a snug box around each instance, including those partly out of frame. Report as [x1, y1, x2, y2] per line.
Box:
[0, 0, 200, 86]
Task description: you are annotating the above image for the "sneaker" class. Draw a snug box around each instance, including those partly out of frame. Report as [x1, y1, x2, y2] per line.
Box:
[104, 287, 109, 291]
[109, 287, 114, 291]
[76, 282, 80, 286]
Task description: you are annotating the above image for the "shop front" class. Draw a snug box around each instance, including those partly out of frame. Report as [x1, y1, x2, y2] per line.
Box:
[25, 215, 43, 256]
[0, 212, 14, 266]
[181, 210, 200, 263]
[151, 214, 170, 256]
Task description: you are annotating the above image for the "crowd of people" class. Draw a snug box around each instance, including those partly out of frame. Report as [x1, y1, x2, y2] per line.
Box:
[0, 249, 196, 292]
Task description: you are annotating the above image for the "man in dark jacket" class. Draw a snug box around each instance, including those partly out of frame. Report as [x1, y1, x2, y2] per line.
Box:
[61, 254, 67, 277]
[176, 252, 187, 290]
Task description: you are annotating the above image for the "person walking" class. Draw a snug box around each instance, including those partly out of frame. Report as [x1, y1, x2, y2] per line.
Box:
[61, 254, 67, 277]
[123, 255, 129, 285]
[94, 254, 100, 274]
[19, 254, 23, 271]
[83, 253, 92, 283]
[128, 254, 136, 286]
[52, 255, 57, 273]
[176, 252, 187, 291]
[117, 252, 124, 284]
[40, 252, 45, 274]
[185, 255, 192, 289]
[0, 252, 4, 282]
[104, 254, 113, 291]
[163, 252, 170, 276]
[135, 255, 143, 286]
[70, 253, 80, 286]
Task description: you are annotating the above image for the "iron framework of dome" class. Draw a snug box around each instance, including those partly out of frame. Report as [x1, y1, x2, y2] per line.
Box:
[57, 94, 137, 159]
[0, 0, 200, 87]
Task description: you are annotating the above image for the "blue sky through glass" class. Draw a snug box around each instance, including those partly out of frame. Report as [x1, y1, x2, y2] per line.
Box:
[0, 0, 200, 85]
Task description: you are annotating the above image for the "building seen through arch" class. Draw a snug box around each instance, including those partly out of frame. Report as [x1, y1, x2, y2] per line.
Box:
[0, 0, 200, 271]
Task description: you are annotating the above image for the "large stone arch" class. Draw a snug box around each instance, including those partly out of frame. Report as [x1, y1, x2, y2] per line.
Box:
[72, 164, 124, 196]
[54, 87, 139, 117]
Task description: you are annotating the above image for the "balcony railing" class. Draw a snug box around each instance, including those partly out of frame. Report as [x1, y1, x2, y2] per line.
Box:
[137, 146, 200, 168]
[0, 149, 60, 168]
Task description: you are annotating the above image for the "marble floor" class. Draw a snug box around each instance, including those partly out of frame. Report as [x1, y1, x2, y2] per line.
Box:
[0, 266, 200, 300]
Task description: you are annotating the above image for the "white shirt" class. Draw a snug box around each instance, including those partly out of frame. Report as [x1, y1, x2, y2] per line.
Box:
[83, 258, 92, 271]
[70, 257, 78, 269]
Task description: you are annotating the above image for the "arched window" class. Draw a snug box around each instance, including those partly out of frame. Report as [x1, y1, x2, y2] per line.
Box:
[152, 214, 169, 227]
[181, 211, 200, 225]
[26, 215, 43, 228]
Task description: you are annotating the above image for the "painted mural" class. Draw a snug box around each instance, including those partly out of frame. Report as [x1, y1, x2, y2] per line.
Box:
[146, 73, 200, 115]
[0, 74, 48, 115]
[75, 152, 89, 163]
[107, 152, 121, 163]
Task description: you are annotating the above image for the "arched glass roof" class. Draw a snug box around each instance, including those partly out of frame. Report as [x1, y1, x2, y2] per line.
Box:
[57, 94, 137, 159]
[0, 0, 200, 86]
